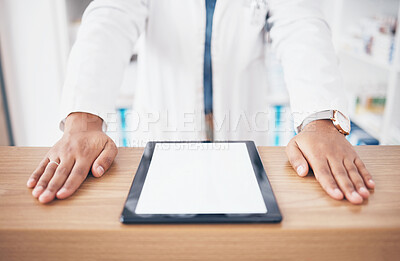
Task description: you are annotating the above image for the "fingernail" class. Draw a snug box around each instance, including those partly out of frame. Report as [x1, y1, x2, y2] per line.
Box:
[333, 188, 343, 198]
[296, 165, 305, 176]
[351, 191, 363, 202]
[27, 178, 35, 187]
[39, 191, 51, 202]
[359, 187, 369, 195]
[97, 166, 105, 176]
[57, 188, 67, 196]
[32, 186, 44, 197]
[368, 179, 375, 187]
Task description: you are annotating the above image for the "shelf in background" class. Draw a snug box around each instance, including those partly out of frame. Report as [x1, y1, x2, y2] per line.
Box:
[386, 126, 400, 145]
[350, 113, 383, 142]
[339, 49, 399, 72]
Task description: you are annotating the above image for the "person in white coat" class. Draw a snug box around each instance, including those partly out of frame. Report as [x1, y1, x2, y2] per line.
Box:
[27, 0, 375, 204]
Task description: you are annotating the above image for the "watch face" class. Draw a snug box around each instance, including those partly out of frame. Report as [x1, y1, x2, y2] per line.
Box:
[335, 111, 351, 134]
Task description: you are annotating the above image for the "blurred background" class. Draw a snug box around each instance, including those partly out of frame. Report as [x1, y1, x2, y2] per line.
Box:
[0, 0, 399, 147]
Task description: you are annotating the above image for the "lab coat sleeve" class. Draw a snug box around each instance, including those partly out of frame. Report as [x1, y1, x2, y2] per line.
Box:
[267, 0, 349, 131]
[59, 0, 148, 131]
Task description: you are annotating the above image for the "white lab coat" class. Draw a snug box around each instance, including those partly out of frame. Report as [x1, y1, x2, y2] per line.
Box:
[60, 0, 348, 146]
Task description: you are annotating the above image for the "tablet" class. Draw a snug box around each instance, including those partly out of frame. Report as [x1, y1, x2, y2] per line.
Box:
[120, 141, 282, 223]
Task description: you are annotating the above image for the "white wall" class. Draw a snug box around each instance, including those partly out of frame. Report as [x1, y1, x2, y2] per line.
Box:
[0, 0, 68, 146]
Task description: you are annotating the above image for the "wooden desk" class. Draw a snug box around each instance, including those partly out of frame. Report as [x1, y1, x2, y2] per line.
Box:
[0, 146, 399, 260]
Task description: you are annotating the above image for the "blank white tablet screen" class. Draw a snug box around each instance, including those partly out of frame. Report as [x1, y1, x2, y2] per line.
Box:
[135, 143, 267, 214]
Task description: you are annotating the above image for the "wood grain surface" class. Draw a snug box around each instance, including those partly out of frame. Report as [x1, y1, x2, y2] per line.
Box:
[0, 146, 399, 260]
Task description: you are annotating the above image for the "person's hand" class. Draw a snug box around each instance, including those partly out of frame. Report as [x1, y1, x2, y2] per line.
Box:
[26, 112, 118, 204]
[286, 119, 375, 204]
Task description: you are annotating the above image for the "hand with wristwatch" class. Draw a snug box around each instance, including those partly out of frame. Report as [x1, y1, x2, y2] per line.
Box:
[286, 110, 375, 205]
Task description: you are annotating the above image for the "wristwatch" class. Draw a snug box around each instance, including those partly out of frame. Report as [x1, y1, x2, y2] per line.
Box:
[297, 110, 351, 135]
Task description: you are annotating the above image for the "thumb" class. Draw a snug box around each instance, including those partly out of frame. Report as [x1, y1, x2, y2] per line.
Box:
[92, 140, 118, 178]
[286, 139, 309, 177]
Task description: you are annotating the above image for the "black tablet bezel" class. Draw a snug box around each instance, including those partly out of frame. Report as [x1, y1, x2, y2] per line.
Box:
[120, 141, 282, 224]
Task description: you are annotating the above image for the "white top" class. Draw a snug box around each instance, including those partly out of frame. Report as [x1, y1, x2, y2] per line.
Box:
[60, 0, 349, 145]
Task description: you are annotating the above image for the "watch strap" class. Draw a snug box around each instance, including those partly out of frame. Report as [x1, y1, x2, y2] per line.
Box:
[297, 110, 334, 133]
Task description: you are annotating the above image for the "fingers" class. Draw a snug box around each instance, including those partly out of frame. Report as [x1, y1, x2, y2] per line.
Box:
[32, 159, 59, 198]
[344, 159, 369, 199]
[290, 122, 374, 205]
[27, 158, 50, 188]
[27, 131, 116, 204]
[355, 157, 375, 189]
[309, 159, 344, 200]
[329, 160, 363, 204]
[286, 140, 309, 177]
[56, 161, 91, 200]
[91, 140, 118, 177]
[38, 158, 75, 204]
